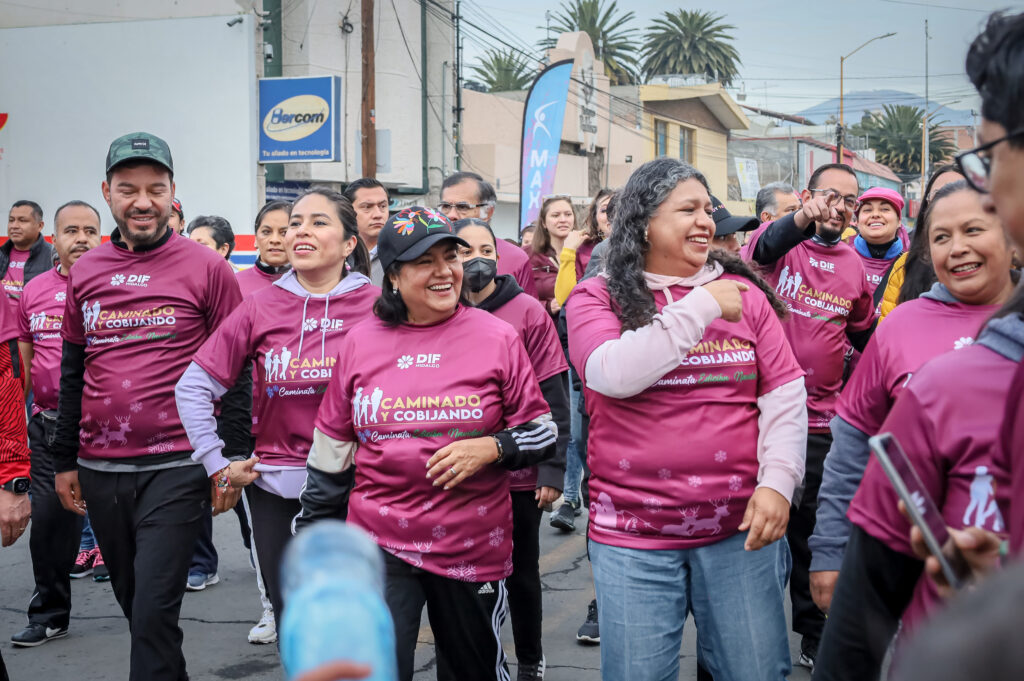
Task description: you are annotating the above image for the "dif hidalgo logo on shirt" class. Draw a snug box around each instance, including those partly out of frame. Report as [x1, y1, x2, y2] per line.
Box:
[262, 94, 329, 142]
[397, 353, 442, 369]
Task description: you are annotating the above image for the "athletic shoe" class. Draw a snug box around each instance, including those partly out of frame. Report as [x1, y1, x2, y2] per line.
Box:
[248, 608, 277, 644]
[516, 656, 545, 681]
[576, 599, 600, 644]
[186, 572, 220, 591]
[70, 548, 96, 579]
[797, 636, 818, 669]
[550, 500, 578, 533]
[11, 623, 68, 647]
[92, 550, 110, 582]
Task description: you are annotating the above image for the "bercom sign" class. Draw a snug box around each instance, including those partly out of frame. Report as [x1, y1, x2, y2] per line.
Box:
[258, 76, 341, 163]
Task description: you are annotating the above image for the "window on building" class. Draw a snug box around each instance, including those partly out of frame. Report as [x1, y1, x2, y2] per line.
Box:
[656, 119, 667, 157]
[679, 126, 694, 163]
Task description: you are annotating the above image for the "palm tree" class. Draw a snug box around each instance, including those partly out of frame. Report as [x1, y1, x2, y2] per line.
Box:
[469, 49, 535, 92]
[641, 10, 741, 86]
[849, 104, 957, 177]
[537, 0, 640, 86]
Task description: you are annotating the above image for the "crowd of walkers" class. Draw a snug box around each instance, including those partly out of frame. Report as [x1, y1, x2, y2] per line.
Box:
[0, 9, 1023, 681]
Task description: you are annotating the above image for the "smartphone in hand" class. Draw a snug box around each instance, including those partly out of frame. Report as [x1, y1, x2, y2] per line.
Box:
[868, 433, 971, 589]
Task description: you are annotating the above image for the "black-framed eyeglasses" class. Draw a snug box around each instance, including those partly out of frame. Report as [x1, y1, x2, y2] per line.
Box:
[808, 188, 858, 210]
[955, 128, 1024, 193]
[437, 201, 488, 214]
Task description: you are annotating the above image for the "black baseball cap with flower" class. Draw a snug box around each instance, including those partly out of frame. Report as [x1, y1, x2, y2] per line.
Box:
[377, 206, 469, 271]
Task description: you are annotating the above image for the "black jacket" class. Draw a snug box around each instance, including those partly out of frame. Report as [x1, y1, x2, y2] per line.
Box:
[476, 276, 569, 491]
[0, 234, 56, 286]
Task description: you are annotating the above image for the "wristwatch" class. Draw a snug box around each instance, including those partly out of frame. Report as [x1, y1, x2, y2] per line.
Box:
[1, 477, 29, 494]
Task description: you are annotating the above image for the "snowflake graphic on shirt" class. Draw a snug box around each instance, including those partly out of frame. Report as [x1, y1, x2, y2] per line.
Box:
[129, 401, 143, 414]
[657, 468, 672, 480]
[728, 475, 743, 492]
[447, 561, 477, 581]
[432, 525, 447, 539]
[488, 527, 505, 547]
[954, 336, 975, 350]
[476, 505, 488, 517]
[618, 459, 631, 471]
[714, 450, 728, 463]
[397, 517, 409, 529]
[688, 475, 703, 488]
[121, 379, 132, 390]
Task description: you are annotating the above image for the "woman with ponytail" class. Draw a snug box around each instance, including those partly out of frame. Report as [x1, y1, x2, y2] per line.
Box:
[566, 157, 807, 681]
[175, 188, 379, 635]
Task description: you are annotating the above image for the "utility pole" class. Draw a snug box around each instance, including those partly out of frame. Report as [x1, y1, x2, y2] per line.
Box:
[361, 0, 376, 178]
[454, 0, 463, 170]
[921, 19, 930, 191]
[837, 32, 896, 164]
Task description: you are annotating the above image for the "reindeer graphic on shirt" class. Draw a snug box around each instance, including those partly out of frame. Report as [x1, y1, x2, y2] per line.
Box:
[662, 498, 732, 536]
[92, 415, 132, 448]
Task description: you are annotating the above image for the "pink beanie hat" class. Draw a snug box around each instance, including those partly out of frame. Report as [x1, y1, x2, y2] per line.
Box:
[857, 187, 904, 216]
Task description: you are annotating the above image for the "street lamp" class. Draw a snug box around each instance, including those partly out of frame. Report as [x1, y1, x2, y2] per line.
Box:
[837, 32, 897, 162]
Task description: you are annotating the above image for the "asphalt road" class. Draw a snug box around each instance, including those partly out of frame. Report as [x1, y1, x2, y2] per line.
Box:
[0, 506, 812, 681]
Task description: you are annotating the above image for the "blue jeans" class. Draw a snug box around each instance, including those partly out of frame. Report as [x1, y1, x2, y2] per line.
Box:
[590, 532, 792, 681]
[79, 511, 96, 552]
[562, 381, 585, 505]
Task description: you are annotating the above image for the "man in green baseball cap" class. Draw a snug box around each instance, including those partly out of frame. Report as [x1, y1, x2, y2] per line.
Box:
[99, 132, 176, 251]
[52, 132, 252, 681]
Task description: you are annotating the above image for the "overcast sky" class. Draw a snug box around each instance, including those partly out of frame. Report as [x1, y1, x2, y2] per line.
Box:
[460, 0, 1024, 117]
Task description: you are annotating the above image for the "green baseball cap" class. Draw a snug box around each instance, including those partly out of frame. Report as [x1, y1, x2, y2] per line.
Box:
[105, 132, 174, 174]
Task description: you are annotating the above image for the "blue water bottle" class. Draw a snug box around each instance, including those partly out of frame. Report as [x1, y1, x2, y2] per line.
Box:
[280, 520, 397, 681]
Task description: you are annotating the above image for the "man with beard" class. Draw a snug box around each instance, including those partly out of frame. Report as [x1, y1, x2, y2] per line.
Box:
[742, 162, 875, 670]
[50, 133, 251, 681]
[10, 201, 101, 647]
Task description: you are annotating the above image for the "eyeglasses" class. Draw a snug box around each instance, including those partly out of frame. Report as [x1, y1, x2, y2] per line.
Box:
[808, 188, 858, 210]
[437, 202, 488, 215]
[955, 128, 1024, 193]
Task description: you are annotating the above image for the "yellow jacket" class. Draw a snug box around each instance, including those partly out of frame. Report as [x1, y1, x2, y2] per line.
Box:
[878, 252, 907, 322]
[554, 246, 579, 306]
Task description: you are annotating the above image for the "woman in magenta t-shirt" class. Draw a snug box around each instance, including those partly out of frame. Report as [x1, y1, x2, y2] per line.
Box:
[525, 195, 576, 317]
[295, 207, 557, 681]
[236, 200, 292, 299]
[175, 188, 379, 630]
[811, 183, 1021, 679]
[847, 187, 910, 307]
[566, 158, 808, 681]
[455, 217, 569, 677]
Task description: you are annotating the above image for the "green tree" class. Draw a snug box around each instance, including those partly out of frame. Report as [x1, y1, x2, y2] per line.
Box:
[537, 0, 640, 85]
[641, 10, 741, 86]
[468, 49, 534, 92]
[849, 104, 957, 176]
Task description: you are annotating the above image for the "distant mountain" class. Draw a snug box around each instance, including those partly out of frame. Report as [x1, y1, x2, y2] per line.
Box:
[795, 89, 975, 127]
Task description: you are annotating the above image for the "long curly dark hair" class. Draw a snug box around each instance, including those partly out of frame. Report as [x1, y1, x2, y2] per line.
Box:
[606, 158, 786, 332]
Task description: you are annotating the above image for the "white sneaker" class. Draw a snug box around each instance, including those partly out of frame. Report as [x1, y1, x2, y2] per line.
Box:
[248, 608, 277, 644]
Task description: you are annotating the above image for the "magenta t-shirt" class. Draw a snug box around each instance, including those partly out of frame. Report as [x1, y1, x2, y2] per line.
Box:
[859, 254, 897, 299]
[995, 358, 1024, 552]
[193, 280, 379, 468]
[847, 344, 1011, 630]
[18, 267, 67, 413]
[496, 238, 538, 298]
[314, 306, 550, 581]
[743, 227, 875, 430]
[567, 275, 804, 550]
[488, 290, 568, 491]
[3, 248, 30, 300]
[236, 265, 283, 300]
[838, 296, 996, 436]
[62, 233, 242, 460]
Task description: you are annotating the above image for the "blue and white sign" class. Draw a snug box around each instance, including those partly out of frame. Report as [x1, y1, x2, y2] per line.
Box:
[258, 76, 341, 163]
[519, 60, 574, 231]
